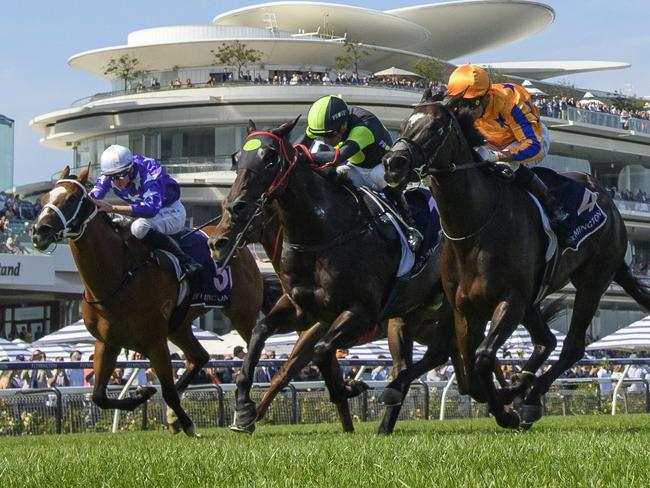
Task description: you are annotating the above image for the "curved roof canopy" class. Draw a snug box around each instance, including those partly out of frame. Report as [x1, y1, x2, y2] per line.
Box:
[215, 1, 555, 60]
[476, 60, 631, 80]
[213, 2, 431, 50]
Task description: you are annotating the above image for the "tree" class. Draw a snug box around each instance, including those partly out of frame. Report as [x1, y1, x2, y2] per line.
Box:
[335, 40, 369, 77]
[484, 65, 510, 85]
[211, 41, 262, 80]
[104, 54, 143, 92]
[412, 58, 450, 84]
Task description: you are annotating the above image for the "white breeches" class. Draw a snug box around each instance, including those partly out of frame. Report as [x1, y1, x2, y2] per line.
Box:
[130, 199, 186, 239]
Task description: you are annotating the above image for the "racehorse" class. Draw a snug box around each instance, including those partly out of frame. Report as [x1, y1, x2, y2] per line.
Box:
[382, 88, 650, 428]
[210, 118, 458, 434]
[31, 166, 271, 436]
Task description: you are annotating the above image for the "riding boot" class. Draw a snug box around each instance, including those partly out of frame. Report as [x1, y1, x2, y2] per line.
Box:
[383, 186, 423, 253]
[142, 229, 203, 279]
[514, 166, 576, 248]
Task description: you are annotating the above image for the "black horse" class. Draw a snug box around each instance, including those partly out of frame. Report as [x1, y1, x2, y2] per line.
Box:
[211, 117, 459, 434]
[382, 88, 650, 428]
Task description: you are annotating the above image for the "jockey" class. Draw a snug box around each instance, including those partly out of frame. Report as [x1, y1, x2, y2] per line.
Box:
[90, 144, 202, 279]
[446, 64, 573, 246]
[298, 95, 423, 252]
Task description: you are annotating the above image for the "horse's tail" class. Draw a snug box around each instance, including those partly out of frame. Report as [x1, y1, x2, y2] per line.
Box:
[261, 273, 284, 315]
[540, 295, 567, 323]
[614, 264, 650, 310]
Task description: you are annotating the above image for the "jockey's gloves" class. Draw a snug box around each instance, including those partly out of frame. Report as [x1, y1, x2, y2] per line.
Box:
[474, 146, 500, 163]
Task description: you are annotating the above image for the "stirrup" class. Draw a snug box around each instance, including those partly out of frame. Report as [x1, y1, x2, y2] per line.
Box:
[407, 228, 423, 253]
[180, 260, 203, 280]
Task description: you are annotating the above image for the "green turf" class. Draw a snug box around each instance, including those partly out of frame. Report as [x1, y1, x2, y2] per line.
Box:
[1, 415, 650, 487]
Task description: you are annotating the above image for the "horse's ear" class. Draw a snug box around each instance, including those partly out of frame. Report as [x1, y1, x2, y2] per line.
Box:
[443, 92, 464, 109]
[420, 86, 433, 104]
[273, 115, 301, 138]
[78, 163, 91, 183]
[247, 120, 257, 134]
[59, 166, 70, 180]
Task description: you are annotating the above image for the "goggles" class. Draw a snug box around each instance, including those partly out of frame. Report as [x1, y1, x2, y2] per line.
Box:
[109, 169, 131, 181]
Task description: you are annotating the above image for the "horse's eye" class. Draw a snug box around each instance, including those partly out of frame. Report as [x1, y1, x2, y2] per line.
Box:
[264, 149, 278, 168]
[231, 151, 240, 170]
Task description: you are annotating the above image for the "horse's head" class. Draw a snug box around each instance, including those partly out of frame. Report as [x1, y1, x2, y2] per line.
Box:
[31, 165, 96, 251]
[383, 88, 481, 187]
[210, 116, 300, 261]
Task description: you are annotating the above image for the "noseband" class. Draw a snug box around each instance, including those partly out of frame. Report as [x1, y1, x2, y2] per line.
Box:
[41, 179, 98, 245]
[392, 105, 490, 177]
[219, 131, 300, 269]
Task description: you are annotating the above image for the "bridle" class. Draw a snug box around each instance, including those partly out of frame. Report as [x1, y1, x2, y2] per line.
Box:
[39, 178, 98, 251]
[218, 131, 298, 269]
[392, 103, 490, 178]
[391, 102, 500, 241]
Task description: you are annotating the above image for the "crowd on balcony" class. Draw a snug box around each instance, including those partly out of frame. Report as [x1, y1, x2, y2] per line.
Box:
[0, 192, 40, 254]
[535, 96, 650, 130]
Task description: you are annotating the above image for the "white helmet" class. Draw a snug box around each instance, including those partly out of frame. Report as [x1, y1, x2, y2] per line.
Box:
[99, 145, 134, 175]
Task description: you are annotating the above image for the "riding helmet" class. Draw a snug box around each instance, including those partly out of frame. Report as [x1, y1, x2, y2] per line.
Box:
[447, 64, 491, 99]
[307, 95, 350, 136]
[99, 144, 134, 175]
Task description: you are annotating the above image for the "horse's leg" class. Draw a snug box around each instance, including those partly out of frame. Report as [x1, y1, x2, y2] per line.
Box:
[147, 341, 196, 437]
[499, 305, 557, 404]
[474, 295, 526, 429]
[232, 294, 304, 432]
[91, 340, 156, 411]
[252, 320, 331, 424]
[378, 309, 454, 435]
[166, 316, 210, 433]
[378, 316, 413, 432]
[316, 351, 355, 433]
[523, 279, 610, 425]
[167, 318, 210, 394]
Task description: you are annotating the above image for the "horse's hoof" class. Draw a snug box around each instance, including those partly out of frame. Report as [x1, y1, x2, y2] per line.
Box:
[495, 410, 520, 429]
[521, 402, 543, 424]
[184, 422, 198, 437]
[230, 422, 255, 434]
[379, 387, 404, 407]
[344, 379, 370, 398]
[231, 406, 256, 434]
[519, 421, 534, 431]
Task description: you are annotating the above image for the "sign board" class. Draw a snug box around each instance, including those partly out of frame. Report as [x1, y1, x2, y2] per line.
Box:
[0, 254, 55, 286]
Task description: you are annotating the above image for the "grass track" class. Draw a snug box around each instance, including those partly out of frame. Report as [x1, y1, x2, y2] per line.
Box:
[2, 415, 650, 487]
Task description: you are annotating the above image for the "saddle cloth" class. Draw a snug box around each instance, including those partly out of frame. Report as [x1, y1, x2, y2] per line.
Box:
[163, 229, 233, 308]
[533, 167, 608, 253]
[528, 167, 608, 303]
[358, 186, 441, 278]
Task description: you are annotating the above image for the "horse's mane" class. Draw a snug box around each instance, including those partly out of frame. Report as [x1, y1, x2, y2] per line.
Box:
[454, 108, 485, 148]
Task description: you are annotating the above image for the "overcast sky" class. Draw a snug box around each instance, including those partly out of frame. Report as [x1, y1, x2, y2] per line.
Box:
[1, 0, 648, 186]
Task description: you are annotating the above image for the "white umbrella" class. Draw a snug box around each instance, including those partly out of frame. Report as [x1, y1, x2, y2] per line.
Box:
[33, 319, 94, 345]
[374, 66, 422, 78]
[348, 341, 391, 360]
[587, 316, 650, 351]
[521, 79, 547, 97]
[0, 338, 32, 361]
[205, 330, 247, 356]
[264, 331, 300, 356]
[485, 323, 572, 361]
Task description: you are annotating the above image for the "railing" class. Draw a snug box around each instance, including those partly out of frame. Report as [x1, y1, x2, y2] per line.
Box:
[565, 106, 624, 129]
[0, 377, 647, 436]
[70, 80, 427, 107]
[0, 359, 649, 436]
[69, 81, 650, 136]
[614, 199, 650, 214]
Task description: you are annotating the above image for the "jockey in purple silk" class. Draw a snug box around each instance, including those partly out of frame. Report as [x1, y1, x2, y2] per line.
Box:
[90, 144, 202, 279]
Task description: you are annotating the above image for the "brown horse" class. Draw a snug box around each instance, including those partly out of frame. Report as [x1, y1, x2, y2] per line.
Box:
[210, 118, 467, 434]
[382, 88, 650, 428]
[31, 166, 269, 436]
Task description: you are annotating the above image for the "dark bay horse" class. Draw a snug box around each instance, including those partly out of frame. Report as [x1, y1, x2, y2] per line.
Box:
[382, 88, 650, 428]
[31, 166, 270, 436]
[211, 118, 458, 434]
